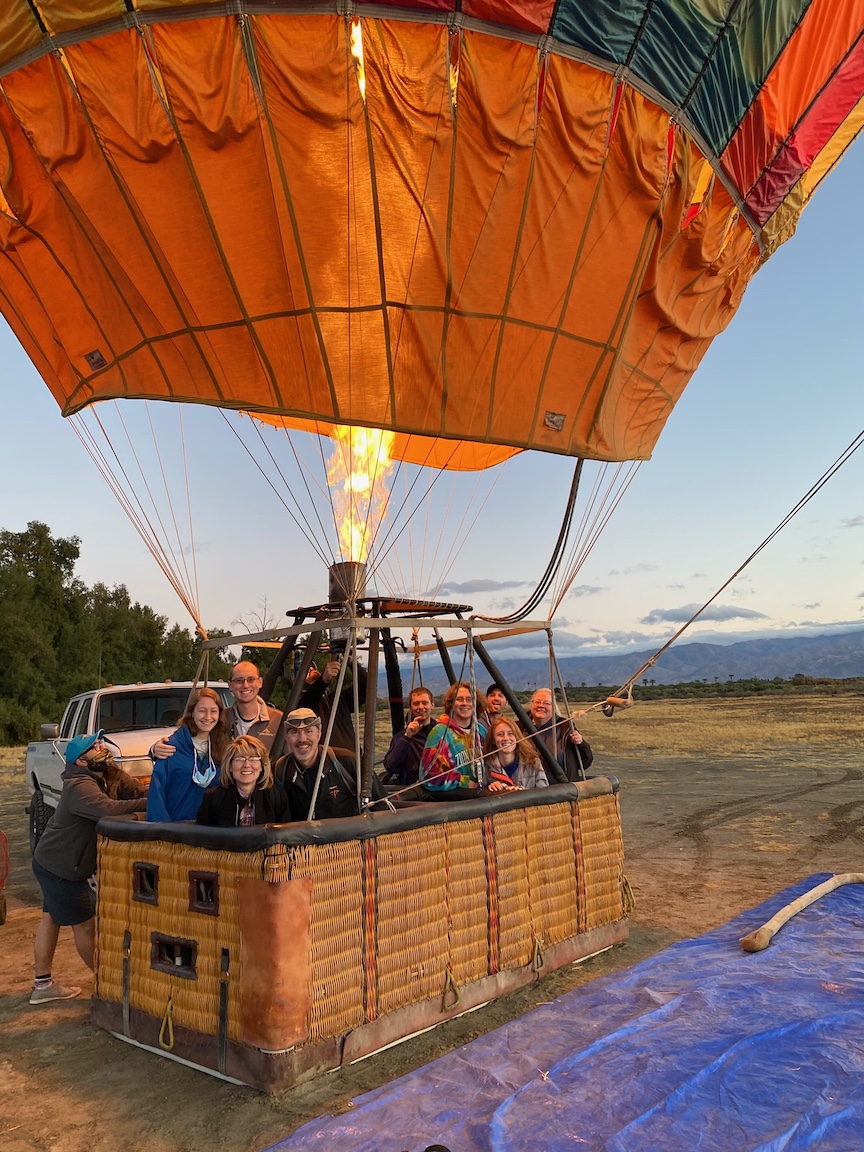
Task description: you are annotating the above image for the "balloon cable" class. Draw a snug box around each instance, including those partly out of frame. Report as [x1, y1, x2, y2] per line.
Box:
[601, 425, 864, 709]
[481, 458, 583, 624]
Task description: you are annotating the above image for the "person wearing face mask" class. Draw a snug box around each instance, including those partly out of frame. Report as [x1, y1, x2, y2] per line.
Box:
[149, 659, 281, 769]
[30, 731, 148, 1005]
[146, 688, 230, 822]
[196, 736, 292, 826]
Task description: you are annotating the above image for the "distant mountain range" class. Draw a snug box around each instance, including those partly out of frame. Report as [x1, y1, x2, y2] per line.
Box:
[409, 629, 864, 692]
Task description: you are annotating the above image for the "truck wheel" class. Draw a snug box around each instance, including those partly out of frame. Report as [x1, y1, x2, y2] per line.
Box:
[29, 790, 51, 853]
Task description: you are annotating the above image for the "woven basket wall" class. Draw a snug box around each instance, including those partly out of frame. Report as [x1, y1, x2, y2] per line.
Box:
[96, 793, 625, 1047]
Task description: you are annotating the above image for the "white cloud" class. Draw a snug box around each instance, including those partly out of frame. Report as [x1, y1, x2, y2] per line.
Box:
[566, 584, 604, 598]
[608, 563, 657, 576]
[432, 578, 531, 595]
[841, 516, 864, 528]
[640, 603, 768, 625]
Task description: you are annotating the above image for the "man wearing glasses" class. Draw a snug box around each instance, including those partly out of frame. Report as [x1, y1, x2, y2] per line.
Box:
[225, 661, 281, 751]
[150, 661, 281, 763]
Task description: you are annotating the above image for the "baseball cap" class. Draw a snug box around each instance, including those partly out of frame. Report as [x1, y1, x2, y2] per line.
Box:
[284, 708, 322, 729]
[65, 729, 118, 763]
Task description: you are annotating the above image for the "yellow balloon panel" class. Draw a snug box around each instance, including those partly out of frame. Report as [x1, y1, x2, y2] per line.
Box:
[0, 13, 761, 469]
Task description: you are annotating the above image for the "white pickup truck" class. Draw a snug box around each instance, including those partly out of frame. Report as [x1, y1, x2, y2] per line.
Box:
[26, 681, 231, 851]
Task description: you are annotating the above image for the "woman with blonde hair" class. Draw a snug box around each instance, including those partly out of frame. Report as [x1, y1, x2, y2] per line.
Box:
[146, 687, 230, 822]
[196, 736, 291, 826]
[483, 717, 548, 790]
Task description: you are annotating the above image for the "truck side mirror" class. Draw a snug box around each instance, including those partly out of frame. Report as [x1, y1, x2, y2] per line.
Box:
[40, 723, 60, 740]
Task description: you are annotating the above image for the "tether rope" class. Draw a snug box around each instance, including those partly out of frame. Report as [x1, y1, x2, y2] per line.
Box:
[581, 425, 864, 717]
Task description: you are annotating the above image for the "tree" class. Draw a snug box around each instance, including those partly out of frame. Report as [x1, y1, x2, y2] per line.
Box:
[0, 522, 237, 744]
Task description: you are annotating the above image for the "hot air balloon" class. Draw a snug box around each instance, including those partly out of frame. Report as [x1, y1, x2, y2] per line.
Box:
[2, 0, 860, 471]
[4, 1, 862, 1092]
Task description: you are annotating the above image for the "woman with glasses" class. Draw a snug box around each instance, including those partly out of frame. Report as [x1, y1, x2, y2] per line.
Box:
[146, 688, 230, 822]
[196, 736, 292, 826]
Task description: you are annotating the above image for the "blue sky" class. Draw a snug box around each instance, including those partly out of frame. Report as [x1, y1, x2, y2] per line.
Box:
[2, 138, 863, 666]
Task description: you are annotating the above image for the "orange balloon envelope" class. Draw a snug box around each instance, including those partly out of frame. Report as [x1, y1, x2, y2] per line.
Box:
[0, 2, 861, 469]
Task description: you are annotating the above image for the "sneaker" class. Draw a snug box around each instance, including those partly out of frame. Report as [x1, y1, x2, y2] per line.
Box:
[29, 982, 81, 1005]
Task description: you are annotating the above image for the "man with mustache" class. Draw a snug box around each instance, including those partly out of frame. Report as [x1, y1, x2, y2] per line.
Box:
[30, 731, 148, 1005]
[274, 708, 382, 820]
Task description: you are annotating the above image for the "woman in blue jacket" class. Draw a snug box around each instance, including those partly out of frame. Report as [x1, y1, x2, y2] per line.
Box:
[146, 687, 229, 822]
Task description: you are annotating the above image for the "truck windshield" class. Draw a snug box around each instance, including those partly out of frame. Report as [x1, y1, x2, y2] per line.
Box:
[97, 688, 230, 733]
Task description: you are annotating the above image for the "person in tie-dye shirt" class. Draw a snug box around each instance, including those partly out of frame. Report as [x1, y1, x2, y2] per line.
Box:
[419, 682, 488, 800]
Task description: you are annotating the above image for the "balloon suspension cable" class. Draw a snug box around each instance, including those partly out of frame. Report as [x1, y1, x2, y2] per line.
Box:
[409, 627, 422, 693]
[69, 411, 204, 633]
[547, 626, 558, 761]
[306, 635, 353, 821]
[366, 439, 461, 590]
[142, 401, 200, 618]
[352, 625, 363, 803]
[482, 459, 583, 624]
[592, 424, 864, 717]
[176, 406, 201, 616]
[263, 419, 340, 564]
[467, 625, 481, 781]
[220, 412, 334, 569]
[426, 462, 508, 601]
[548, 461, 642, 616]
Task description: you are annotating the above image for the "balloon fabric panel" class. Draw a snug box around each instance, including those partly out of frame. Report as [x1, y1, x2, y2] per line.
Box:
[0, 5, 861, 470]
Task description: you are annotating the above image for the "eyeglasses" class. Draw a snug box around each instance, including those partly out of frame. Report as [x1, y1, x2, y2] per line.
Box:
[229, 677, 260, 685]
[234, 756, 262, 765]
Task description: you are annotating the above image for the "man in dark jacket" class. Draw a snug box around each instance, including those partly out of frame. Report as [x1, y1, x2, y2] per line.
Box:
[30, 731, 147, 1005]
[382, 686, 436, 786]
[298, 658, 367, 755]
[274, 708, 380, 820]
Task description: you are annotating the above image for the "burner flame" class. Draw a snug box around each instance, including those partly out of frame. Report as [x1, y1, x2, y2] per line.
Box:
[326, 425, 395, 563]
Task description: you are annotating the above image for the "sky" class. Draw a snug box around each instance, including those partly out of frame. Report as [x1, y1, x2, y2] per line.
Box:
[2, 138, 863, 668]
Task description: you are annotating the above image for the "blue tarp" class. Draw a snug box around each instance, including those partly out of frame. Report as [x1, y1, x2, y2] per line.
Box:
[269, 875, 864, 1152]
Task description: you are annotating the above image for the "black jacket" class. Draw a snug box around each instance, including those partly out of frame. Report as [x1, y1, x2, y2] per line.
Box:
[382, 720, 436, 785]
[196, 782, 292, 826]
[298, 665, 367, 753]
[533, 715, 594, 781]
[274, 746, 382, 821]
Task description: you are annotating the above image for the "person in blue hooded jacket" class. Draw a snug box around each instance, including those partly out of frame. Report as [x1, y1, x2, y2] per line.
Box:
[146, 687, 229, 822]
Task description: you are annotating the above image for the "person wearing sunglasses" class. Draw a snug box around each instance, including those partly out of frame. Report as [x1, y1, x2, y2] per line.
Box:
[196, 735, 292, 826]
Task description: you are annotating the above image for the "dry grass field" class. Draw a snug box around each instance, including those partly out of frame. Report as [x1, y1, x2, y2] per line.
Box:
[1, 694, 862, 1151]
[578, 693, 864, 756]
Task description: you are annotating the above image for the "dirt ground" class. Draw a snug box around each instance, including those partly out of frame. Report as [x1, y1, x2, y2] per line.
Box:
[2, 695, 862, 1151]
